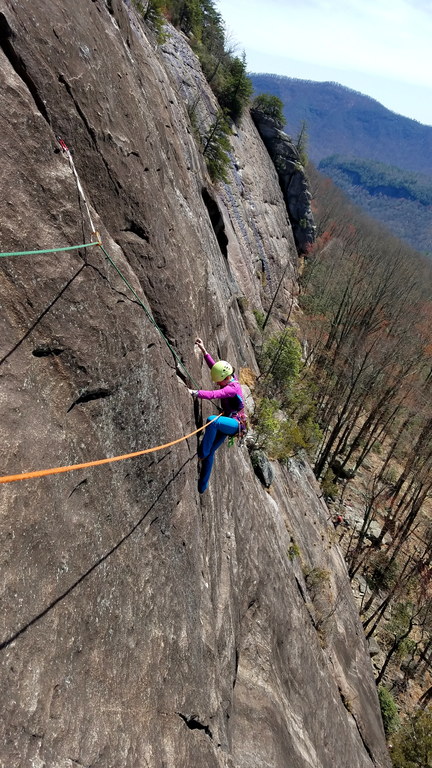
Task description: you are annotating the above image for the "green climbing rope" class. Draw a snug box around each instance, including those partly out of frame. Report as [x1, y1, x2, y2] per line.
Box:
[53, 138, 201, 391]
[98, 243, 200, 389]
[0, 241, 99, 258]
[0, 232, 199, 388]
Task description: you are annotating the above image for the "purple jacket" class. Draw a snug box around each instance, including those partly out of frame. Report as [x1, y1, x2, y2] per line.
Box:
[197, 353, 245, 417]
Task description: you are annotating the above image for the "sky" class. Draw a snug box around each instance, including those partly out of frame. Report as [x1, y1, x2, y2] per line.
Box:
[215, 0, 432, 127]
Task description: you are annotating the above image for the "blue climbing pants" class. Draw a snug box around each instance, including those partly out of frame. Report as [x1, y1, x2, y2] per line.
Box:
[198, 415, 239, 493]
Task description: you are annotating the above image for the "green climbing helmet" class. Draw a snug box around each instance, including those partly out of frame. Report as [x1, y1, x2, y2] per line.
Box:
[211, 360, 233, 383]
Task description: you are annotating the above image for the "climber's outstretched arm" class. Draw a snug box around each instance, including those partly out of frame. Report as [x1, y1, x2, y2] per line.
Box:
[195, 337, 215, 369]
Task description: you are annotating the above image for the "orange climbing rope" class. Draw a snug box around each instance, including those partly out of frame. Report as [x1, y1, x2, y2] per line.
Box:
[0, 416, 219, 484]
[0, 138, 216, 487]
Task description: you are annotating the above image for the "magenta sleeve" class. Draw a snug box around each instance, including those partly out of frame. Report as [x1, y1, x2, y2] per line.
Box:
[204, 352, 215, 369]
[196, 388, 219, 400]
[196, 382, 239, 400]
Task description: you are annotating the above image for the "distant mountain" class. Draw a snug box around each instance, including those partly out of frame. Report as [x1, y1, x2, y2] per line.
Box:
[249, 75, 432, 176]
[319, 156, 432, 206]
[250, 75, 432, 253]
[318, 156, 432, 254]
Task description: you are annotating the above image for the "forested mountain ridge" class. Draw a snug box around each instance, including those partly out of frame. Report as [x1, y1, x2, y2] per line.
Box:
[250, 74, 432, 253]
[318, 156, 432, 254]
[319, 157, 432, 206]
[249, 70, 432, 758]
[301, 161, 432, 747]
[249, 75, 432, 174]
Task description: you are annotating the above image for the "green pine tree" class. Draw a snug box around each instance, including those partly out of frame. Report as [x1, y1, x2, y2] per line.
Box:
[218, 53, 253, 123]
[251, 93, 285, 128]
[202, 110, 231, 182]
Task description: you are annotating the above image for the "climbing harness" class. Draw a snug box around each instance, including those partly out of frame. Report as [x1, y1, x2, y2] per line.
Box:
[0, 415, 221, 484]
[234, 409, 248, 438]
[228, 409, 248, 447]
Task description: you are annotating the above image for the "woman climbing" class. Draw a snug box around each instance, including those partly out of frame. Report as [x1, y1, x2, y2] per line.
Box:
[188, 338, 247, 494]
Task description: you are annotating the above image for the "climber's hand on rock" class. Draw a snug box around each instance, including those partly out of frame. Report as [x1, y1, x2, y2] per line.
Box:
[195, 338, 206, 354]
[188, 388, 198, 396]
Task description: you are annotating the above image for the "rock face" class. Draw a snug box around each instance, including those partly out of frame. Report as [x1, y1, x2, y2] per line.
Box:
[251, 110, 316, 254]
[250, 448, 274, 488]
[0, 2, 389, 767]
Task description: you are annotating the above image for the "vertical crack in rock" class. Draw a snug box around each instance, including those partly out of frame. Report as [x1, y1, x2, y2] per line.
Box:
[58, 74, 122, 196]
[232, 648, 239, 690]
[294, 574, 319, 629]
[0, 12, 50, 123]
[338, 686, 376, 764]
[58, 73, 98, 147]
[294, 575, 308, 605]
[0, 457, 192, 652]
[0, 264, 86, 368]
[201, 188, 228, 258]
[353, 718, 376, 764]
[177, 713, 213, 740]
[85, 262, 141, 306]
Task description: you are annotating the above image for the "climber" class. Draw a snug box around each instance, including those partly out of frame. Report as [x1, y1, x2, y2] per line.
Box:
[188, 338, 247, 494]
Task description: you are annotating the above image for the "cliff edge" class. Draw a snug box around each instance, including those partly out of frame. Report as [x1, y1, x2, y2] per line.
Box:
[0, 2, 390, 767]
